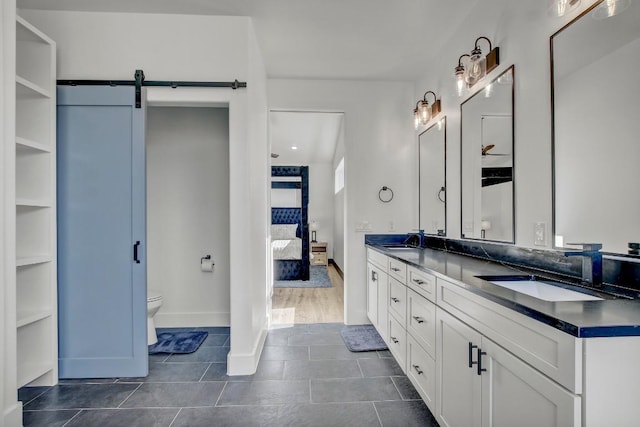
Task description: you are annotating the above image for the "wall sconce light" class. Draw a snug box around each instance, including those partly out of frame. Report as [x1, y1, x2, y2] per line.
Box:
[548, 0, 581, 17]
[413, 91, 441, 129]
[592, 0, 630, 19]
[454, 54, 470, 97]
[466, 37, 500, 86]
[454, 37, 500, 94]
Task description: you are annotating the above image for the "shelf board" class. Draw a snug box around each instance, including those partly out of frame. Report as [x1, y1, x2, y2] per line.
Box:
[16, 198, 52, 208]
[16, 75, 51, 98]
[17, 256, 52, 267]
[17, 310, 52, 328]
[16, 136, 51, 153]
[17, 15, 55, 45]
[17, 363, 54, 389]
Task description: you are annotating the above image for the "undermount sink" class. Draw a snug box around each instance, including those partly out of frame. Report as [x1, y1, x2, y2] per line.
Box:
[476, 275, 604, 302]
[382, 244, 421, 249]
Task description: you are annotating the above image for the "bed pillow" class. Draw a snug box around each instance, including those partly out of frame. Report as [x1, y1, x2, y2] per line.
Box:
[272, 224, 298, 240]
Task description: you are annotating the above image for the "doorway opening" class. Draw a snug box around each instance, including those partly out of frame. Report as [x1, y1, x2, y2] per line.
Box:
[268, 110, 346, 325]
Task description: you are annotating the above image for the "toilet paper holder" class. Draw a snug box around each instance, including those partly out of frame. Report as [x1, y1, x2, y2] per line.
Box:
[201, 255, 214, 265]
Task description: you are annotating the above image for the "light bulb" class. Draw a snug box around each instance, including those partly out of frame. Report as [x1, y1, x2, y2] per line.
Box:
[465, 47, 486, 85]
[414, 109, 420, 129]
[455, 66, 466, 97]
[593, 0, 630, 19]
[419, 100, 431, 125]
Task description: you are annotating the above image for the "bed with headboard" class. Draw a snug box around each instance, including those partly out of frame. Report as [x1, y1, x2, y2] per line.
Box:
[271, 166, 309, 281]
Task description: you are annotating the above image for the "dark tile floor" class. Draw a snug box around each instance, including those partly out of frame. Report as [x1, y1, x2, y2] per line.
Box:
[20, 324, 439, 426]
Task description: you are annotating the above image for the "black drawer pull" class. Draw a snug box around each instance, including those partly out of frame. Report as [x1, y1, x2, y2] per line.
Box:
[391, 297, 400, 303]
[413, 279, 426, 285]
[391, 267, 401, 272]
[412, 316, 424, 324]
[413, 364, 423, 375]
[371, 271, 378, 281]
[391, 336, 399, 344]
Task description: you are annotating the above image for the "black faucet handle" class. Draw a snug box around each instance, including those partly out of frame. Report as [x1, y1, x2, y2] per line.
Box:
[566, 243, 602, 252]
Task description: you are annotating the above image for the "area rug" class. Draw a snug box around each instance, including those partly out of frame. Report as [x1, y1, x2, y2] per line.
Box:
[341, 325, 388, 352]
[148, 331, 208, 354]
[274, 265, 332, 288]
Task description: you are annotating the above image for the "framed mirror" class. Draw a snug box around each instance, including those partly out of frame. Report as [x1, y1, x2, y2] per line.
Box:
[551, 0, 640, 255]
[460, 66, 515, 243]
[419, 117, 446, 235]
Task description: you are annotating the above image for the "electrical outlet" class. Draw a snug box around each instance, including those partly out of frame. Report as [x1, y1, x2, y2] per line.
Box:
[356, 221, 372, 232]
[388, 221, 395, 231]
[534, 222, 546, 246]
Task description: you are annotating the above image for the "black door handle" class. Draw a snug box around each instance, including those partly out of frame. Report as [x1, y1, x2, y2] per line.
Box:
[133, 241, 141, 264]
[477, 348, 487, 376]
[469, 342, 477, 368]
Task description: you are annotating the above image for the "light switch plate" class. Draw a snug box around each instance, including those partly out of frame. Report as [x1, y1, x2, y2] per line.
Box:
[534, 222, 546, 246]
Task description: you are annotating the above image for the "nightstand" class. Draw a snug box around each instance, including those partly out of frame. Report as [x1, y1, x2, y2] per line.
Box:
[310, 242, 328, 266]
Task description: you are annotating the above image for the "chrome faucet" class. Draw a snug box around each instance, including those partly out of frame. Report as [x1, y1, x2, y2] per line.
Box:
[563, 243, 603, 287]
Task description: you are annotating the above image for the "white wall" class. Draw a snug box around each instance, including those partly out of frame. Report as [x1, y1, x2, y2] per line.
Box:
[413, 0, 603, 249]
[308, 162, 334, 257]
[268, 80, 416, 325]
[147, 107, 230, 327]
[21, 10, 269, 375]
[333, 123, 346, 271]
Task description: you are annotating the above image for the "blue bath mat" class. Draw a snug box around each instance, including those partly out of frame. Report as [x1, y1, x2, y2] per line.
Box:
[341, 325, 388, 352]
[274, 265, 332, 288]
[148, 331, 208, 354]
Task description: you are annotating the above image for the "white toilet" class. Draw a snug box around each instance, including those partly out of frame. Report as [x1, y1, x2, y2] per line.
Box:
[147, 289, 163, 345]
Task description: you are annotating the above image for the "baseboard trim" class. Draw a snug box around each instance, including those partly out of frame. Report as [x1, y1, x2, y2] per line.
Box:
[227, 321, 268, 376]
[3, 401, 22, 427]
[155, 312, 230, 328]
[329, 259, 343, 279]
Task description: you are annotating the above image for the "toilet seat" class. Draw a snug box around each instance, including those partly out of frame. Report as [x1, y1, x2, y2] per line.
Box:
[147, 289, 163, 302]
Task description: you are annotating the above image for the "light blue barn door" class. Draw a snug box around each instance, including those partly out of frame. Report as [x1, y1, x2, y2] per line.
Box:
[57, 86, 147, 378]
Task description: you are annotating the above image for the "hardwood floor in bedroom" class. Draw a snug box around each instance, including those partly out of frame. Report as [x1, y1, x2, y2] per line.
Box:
[271, 263, 344, 324]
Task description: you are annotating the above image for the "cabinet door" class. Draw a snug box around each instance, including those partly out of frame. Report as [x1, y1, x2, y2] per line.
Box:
[367, 263, 379, 326]
[481, 338, 580, 427]
[436, 309, 482, 427]
[57, 86, 147, 378]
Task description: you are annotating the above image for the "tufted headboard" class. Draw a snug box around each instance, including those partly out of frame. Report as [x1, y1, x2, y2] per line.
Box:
[271, 208, 302, 238]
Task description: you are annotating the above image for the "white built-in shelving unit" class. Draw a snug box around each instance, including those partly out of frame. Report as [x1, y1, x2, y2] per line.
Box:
[14, 15, 57, 388]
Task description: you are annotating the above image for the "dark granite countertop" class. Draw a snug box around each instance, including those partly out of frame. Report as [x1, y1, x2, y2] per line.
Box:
[366, 243, 640, 338]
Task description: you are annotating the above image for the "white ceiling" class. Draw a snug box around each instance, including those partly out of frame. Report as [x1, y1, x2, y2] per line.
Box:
[270, 111, 343, 165]
[17, 0, 478, 81]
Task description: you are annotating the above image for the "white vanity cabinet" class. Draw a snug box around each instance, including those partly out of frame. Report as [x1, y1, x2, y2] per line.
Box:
[436, 307, 579, 427]
[366, 246, 640, 426]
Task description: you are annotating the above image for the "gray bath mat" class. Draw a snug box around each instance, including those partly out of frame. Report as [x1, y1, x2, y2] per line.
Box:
[341, 325, 388, 352]
[148, 331, 208, 354]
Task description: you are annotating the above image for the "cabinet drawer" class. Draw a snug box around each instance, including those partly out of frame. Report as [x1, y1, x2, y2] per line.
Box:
[407, 334, 436, 412]
[407, 289, 436, 358]
[367, 248, 388, 270]
[407, 266, 436, 303]
[388, 314, 407, 373]
[311, 252, 327, 265]
[437, 277, 581, 393]
[388, 277, 407, 322]
[388, 258, 407, 283]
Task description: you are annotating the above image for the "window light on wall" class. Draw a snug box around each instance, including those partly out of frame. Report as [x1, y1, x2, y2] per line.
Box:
[334, 158, 345, 194]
